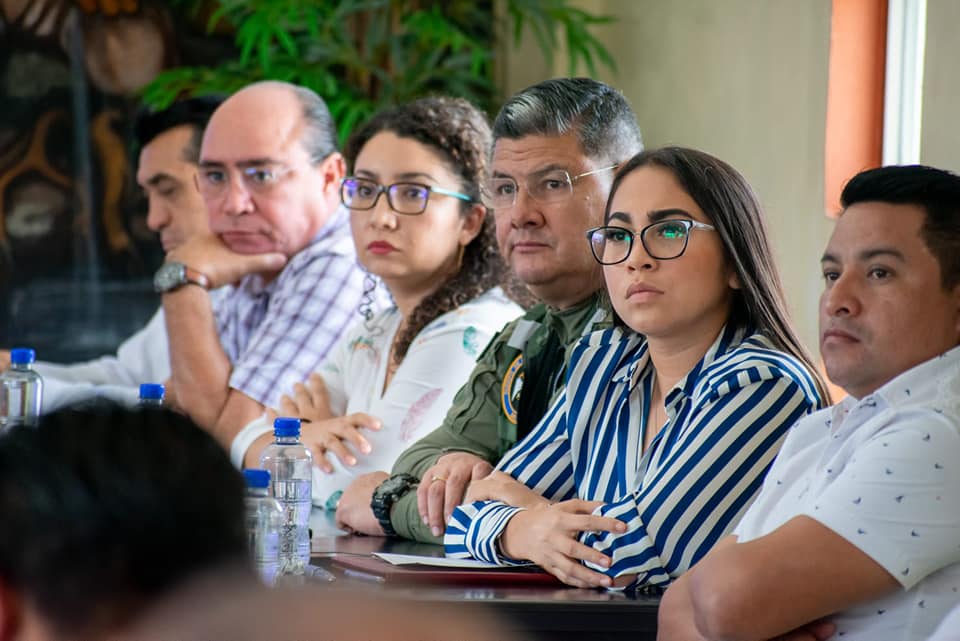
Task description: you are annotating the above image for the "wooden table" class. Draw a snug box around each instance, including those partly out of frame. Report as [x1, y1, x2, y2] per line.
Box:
[309, 510, 659, 641]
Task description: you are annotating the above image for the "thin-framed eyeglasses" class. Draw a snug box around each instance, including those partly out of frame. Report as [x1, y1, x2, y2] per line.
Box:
[479, 165, 618, 209]
[196, 165, 294, 198]
[586, 219, 717, 265]
[340, 176, 472, 215]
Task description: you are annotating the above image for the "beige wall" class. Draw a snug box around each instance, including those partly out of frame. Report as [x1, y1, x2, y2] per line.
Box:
[920, 0, 960, 172]
[501, 0, 836, 353]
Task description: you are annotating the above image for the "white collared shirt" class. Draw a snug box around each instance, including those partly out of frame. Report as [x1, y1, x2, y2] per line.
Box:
[927, 604, 960, 641]
[38, 289, 226, 411]
[735, 345, 960, 641]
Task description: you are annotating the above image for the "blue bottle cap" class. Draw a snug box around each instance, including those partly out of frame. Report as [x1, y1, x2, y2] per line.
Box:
[139, 383, 165, 400]
[9, 348, 35, 365]
[273, 417, 301, 437]
[243, 469, 271, 488]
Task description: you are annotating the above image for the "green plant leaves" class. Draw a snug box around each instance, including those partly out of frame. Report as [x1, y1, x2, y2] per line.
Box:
[140, 0, 615, 143]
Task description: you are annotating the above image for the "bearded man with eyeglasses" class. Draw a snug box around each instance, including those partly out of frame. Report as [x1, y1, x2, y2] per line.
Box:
[335, 77, 645, 542]
[157, 81, 375, 447]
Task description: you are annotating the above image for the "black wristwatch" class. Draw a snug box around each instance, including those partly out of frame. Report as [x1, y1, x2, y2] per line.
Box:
[371, 473, 419, 537]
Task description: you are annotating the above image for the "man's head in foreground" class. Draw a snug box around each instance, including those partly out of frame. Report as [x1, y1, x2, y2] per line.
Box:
[0, 403, 249, 641]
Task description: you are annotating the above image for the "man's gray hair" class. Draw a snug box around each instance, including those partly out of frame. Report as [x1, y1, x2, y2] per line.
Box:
[290, 84, 339, 163]
[493, 77, 643, 165]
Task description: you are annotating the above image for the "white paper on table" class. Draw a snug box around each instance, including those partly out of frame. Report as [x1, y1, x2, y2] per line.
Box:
[374, 552, 510, 569]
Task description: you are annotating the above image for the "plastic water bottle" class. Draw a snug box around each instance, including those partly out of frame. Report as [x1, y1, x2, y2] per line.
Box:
[243, 469, 282, 586]
[138, 383, 165, 408]
[259, 417, 313, 575]
[0, 348, 43, 431]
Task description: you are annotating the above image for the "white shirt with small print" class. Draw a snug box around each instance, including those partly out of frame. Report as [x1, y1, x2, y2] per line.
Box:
[927, 603, 960, 641]
[734, 345, 960, 641]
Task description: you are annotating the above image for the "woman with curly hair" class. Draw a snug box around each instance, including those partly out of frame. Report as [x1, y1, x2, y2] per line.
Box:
[231, 97, 530, 509]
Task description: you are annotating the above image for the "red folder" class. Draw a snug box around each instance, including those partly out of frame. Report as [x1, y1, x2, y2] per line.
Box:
[331, 555, 563, 586]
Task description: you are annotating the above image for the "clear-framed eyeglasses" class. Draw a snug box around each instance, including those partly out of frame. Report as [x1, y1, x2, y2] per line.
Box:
[197, 165, 294, 198]
[340, 176, 473, 215]
[586, 219, 717, 265]
[479, 165, 618, 209]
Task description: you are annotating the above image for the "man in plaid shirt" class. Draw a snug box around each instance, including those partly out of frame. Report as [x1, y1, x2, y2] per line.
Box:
[158, 81, 371, 448]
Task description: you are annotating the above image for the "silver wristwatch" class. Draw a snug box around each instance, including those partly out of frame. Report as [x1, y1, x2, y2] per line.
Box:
[153, 261, 211, 293]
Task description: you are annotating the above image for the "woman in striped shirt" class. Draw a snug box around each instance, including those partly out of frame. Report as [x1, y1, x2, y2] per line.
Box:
[444, 147, 829, 589]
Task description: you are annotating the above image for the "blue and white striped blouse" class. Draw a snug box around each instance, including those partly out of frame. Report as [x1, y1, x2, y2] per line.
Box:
[444, 323, 825, 588]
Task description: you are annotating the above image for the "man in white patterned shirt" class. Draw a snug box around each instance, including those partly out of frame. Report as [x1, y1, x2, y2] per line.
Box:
[159, 81, 370, 447]
[927, 605, 960, 641]
[659, 165, 960, 641]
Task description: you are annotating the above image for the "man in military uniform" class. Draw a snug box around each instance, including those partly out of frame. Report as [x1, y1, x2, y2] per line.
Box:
[335, 77, 644, 542]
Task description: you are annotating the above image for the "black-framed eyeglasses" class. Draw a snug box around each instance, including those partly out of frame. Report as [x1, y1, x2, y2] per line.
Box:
[585, 219, 717, 265]
[479, 165, 618, 209]
[340, 176, 472, 215]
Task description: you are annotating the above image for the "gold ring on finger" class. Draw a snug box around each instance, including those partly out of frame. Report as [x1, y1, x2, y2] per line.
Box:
[431, 475, 447, 483]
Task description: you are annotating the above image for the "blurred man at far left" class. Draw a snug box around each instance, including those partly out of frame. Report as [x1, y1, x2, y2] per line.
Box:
[0, 402, 252, 641]
[0, 96, 223, 410]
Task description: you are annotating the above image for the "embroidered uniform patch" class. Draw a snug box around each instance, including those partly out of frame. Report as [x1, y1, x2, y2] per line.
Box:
[501, 354, 524, 425]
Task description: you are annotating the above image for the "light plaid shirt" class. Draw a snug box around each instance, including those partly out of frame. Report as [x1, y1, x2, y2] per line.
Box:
[212, 207, 373, 407]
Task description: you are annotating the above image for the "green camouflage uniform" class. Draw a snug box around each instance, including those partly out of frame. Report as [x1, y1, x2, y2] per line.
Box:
[389, 293, 610, 542]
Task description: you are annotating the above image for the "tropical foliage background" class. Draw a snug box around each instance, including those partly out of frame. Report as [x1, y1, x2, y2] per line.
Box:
[142, 0, 616, 140]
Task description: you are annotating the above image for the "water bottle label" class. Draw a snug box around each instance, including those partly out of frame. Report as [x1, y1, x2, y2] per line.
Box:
[8, 388, 23, 415]
[1, 374, 42, 427]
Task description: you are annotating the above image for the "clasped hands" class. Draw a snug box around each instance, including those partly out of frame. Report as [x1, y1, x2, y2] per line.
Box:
[278, 382, 628, 589]
[266, 372, 385, 535]
[418, 455, 627, 588]
[267, 372, 382, 474]
[334, 449, 627, 588]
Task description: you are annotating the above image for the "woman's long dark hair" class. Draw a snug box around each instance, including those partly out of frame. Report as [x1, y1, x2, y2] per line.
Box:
[344, 97, 533, 362]
[605, 146, 830, 401]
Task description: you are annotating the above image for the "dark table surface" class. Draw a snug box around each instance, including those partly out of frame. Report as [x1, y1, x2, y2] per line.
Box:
[308, 509, 659, 641]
